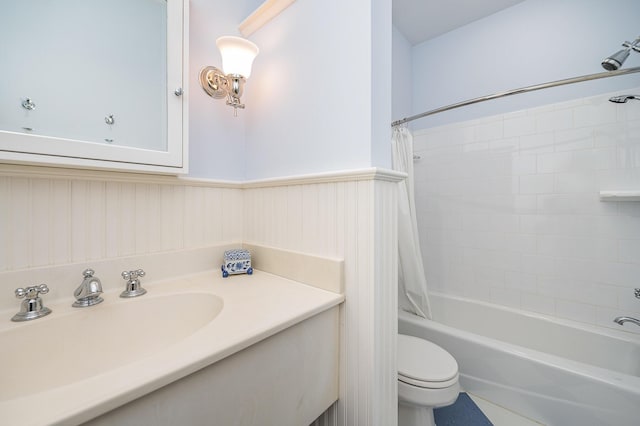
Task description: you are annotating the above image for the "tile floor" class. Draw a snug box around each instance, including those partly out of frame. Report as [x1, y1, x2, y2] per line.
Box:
[468, 393, 543, 426]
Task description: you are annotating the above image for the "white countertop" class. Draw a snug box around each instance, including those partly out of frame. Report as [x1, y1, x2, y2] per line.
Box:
[0, 270, 344, 426]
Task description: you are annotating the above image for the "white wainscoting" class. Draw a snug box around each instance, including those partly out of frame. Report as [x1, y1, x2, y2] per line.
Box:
[244, 171, 401, 426]
[0, 164, 401, 426]
[0, 164, 243, 274]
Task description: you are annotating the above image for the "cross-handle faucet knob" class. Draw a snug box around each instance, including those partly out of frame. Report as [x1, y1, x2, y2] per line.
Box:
[12, 284, 52, 322]
[15, 283, 49, 299]
[120, 269, 147, 298]
[634, 288, 640, 299]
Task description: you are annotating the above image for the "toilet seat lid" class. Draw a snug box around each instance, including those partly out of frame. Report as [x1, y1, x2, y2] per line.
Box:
[398, 334, 458, 385]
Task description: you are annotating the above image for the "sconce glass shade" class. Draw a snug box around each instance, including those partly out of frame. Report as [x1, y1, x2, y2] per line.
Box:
[216, 36, 259, 78]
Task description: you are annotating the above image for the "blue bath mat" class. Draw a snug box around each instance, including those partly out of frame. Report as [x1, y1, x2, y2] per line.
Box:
[433, 392, 493, 426]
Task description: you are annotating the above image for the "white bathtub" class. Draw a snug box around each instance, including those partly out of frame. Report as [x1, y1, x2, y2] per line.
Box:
[398, 293, 640, 426]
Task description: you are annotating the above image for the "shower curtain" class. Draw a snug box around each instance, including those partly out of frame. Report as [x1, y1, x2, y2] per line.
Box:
[392, 125, 432, 319]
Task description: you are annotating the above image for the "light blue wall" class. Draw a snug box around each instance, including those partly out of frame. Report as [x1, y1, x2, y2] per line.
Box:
[371, 0, 393, 170]
[410, 0, 640, 129]
[188, 0, 262, 179]
[243, 0, 392, 179]
[392, 26, 412, 122]
[188, 0, 393, 180]
[189, 0, 640, 178]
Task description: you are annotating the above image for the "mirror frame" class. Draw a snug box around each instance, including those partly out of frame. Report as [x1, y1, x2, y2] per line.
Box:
[0, 0, 188, 175]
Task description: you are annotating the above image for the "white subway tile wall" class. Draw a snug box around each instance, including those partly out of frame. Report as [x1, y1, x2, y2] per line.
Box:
[413, 88, 640, 333]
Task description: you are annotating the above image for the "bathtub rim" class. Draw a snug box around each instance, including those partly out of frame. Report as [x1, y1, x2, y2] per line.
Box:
[427, 291, 640, 344]
[399, 294, 640, 395]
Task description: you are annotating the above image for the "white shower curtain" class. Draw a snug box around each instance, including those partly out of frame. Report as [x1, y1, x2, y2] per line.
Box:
[392, 125, 432, 319]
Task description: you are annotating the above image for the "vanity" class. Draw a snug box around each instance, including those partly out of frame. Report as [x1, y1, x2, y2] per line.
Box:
[0, 247, 344, 425]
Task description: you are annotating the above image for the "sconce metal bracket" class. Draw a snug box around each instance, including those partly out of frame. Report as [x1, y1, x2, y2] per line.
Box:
[199, 66, 229, 99]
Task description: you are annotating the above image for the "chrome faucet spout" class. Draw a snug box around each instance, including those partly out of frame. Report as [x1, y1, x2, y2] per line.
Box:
[613, 316, 640, 327]
[73, 269, 104, 307]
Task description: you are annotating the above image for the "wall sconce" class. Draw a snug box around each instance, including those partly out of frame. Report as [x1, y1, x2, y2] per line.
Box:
[199, 36, 259, 116]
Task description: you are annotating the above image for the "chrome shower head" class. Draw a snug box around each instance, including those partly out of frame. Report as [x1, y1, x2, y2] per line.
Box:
[602, 49, 630, 71]
[609, 95, 639, 103]
[602, 36, 640, 71]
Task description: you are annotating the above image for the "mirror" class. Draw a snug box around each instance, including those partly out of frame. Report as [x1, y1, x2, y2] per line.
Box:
[0, 0, 186, 173]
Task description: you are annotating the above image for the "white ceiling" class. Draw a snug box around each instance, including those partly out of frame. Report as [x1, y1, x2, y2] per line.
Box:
[393, 0, 527, 45]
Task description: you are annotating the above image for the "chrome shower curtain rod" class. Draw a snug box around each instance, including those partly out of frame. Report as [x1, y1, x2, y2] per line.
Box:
[391, 66, 640, 127]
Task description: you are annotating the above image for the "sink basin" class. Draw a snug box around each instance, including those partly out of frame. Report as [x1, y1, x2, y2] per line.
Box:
[0, 293, 223, 401]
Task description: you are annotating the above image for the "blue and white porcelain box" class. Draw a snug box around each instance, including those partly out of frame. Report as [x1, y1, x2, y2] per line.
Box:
[222, 249, 253, 278]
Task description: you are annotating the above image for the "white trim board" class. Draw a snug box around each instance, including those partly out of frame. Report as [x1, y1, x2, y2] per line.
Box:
[0, 164, 406, 188]
[239, 0, 297, 37]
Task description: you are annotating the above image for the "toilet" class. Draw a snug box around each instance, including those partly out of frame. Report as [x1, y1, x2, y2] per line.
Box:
[397, 334, 460, 426]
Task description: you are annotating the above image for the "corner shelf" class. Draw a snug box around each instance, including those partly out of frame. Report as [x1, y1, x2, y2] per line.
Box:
[599, 191, 640, 201]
